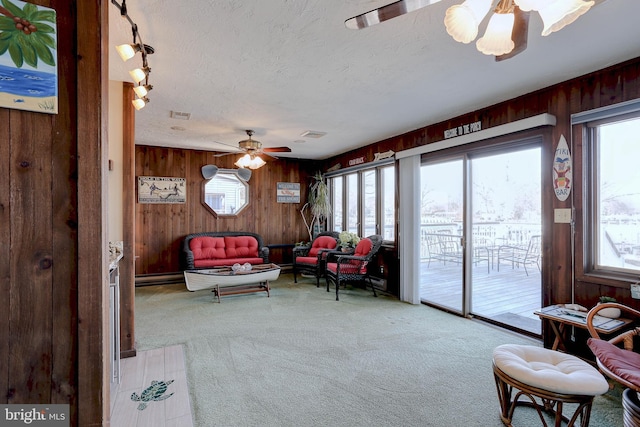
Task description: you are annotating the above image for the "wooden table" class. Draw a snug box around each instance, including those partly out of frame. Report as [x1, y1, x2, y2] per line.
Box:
[183, 263, 281, 302]
[535, 305, 632, 351]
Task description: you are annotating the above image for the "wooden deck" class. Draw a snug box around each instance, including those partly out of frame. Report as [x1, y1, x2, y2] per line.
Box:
[420, 257, 542, 335]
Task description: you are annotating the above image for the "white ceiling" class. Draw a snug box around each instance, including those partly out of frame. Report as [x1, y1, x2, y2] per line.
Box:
[108, 0, 640, 160]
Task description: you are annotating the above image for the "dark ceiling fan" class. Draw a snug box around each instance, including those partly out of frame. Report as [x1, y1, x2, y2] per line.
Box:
[214, 130, 292, 161]
[345, 0, 530, 61]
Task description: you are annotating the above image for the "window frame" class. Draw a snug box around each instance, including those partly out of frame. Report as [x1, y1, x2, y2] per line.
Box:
[327, 160, 396, 243]
[574, 102, 640, 286]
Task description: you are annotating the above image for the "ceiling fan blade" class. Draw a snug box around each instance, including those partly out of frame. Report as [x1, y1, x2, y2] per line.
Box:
[495, 8, 530, 62]
[345, 0, 442, 30]
[214, 151, 241, 158]
[262, 147, 291, 153]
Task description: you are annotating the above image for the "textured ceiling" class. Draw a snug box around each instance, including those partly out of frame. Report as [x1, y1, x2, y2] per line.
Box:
[108, 0, 640, 160]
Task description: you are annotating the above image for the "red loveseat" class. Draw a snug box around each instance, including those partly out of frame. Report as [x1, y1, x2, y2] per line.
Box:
[181, 231, 269, 270]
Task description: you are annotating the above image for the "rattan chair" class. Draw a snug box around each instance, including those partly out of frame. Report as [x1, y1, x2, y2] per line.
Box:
[324, 235, 383, 301]
[292, 231, 339, 287]
[586, 303, 640, 427]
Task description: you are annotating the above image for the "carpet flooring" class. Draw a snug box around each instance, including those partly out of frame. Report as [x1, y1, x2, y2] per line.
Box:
[134, 274, 624, 426]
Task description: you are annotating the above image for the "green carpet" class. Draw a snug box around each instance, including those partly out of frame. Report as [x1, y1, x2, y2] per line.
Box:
[134, 274, 623, 426]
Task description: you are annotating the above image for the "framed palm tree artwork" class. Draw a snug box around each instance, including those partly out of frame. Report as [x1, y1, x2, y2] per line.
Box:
[0, 0, 57, 114]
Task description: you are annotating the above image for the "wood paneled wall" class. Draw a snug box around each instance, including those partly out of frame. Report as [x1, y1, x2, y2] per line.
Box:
[134, 147, 317, 275]
[1, 1, 108, 425]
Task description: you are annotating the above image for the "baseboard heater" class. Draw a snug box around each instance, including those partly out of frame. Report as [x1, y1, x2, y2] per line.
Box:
[135, 272, 184, 287]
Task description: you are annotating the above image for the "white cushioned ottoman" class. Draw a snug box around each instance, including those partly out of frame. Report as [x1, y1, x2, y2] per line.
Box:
[492, 344, 609, 426]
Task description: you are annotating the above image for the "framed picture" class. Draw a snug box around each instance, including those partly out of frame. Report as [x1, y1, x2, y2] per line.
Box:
[277, 182, 300, 203]
[0, 0, 58, 114]
[138, 176, 186, 204]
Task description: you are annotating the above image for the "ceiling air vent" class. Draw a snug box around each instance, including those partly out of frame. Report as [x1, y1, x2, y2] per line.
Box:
[170, 111, 191, 120]
[300, 130, 326, 138]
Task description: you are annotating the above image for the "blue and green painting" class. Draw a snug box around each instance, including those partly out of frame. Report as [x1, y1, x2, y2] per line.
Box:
[0, 0, 57, 114]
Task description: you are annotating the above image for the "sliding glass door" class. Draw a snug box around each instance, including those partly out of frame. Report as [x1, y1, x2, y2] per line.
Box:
[419, 143, 542, 334]
[420, 158, 464, 313]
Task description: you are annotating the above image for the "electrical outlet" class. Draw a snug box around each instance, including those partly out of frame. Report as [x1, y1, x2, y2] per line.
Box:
[631, 283, 640, 299]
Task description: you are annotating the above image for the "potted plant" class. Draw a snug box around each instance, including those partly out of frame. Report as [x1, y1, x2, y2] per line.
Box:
[597, 296, 621, 318]
[300, 172, 331, 241]
[338, 231, 360, 251]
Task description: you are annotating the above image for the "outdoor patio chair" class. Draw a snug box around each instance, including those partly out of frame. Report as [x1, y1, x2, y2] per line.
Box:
[293, 231, 340, 287]
[497, 235, 541, 276]
[325, 235, 383, 301]
[586, 302, 640, 426]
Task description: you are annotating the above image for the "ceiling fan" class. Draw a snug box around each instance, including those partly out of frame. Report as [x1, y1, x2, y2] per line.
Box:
[345, 0, 536, 61]
[213, 130, 292, 169]
[214, 130, 291, 159]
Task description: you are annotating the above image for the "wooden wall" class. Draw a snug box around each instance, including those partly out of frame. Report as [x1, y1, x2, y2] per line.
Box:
[1, 1, 108, 426]
[134, 147, 317, 275]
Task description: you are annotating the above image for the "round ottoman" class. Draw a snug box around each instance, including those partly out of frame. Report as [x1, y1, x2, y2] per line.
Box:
[493, 344, 609, 426]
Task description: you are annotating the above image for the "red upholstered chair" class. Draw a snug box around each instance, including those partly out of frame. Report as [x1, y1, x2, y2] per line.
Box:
[586, 303, 640, 425]
[293, 231, 339, 287]
[324, 235, 383, 301]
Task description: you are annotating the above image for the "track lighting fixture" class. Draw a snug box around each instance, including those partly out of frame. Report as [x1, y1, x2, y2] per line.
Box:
[132, 97, 149, 111]
[133, 84, 153, 98]
[111, 0, 155, 109]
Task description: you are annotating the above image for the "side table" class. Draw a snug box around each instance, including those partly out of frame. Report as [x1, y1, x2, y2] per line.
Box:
[535, 305, 632, 351]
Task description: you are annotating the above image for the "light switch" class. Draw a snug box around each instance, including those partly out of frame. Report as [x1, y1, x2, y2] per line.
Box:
[554, 208, 572, 223]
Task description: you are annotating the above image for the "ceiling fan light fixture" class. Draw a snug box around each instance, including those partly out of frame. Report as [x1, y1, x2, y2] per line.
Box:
[132, 96, 149, 110]
[538, 0, 594, 37]
[234, 154, 266, 170]
[476, 11, 515, 56]
[512, 0, 545, 11]
[444, 0, 493, 43]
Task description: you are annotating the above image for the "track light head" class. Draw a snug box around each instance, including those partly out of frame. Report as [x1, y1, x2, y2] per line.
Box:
[132, 97, 149, 111]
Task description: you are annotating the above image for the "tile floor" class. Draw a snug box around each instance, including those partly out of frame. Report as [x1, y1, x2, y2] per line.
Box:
[110, 345, 193, 427]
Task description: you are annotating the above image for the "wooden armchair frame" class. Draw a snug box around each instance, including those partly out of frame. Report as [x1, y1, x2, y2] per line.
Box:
[586, 302, 640, 393]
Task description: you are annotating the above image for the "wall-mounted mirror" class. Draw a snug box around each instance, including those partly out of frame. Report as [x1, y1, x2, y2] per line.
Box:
[202, 169, 249, 216]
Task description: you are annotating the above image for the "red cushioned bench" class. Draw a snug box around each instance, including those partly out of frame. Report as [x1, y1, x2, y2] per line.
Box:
[181, 231, 269, 270]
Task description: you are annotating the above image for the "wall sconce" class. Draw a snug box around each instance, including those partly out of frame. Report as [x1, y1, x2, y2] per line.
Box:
[111, 0, 155, 110]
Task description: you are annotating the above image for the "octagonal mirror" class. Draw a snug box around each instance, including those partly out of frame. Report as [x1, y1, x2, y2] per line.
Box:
[202, 169, 249, 216]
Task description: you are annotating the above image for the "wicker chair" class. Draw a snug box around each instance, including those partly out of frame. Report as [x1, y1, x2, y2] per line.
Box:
[292, 231, 340, 287]
[324, 235, 383, 301]
[586, 303, 640, 427]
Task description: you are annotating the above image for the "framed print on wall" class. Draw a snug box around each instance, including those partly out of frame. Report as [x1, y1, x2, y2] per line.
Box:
[138, 176, 186, 204]
[0, 0, 58, 114]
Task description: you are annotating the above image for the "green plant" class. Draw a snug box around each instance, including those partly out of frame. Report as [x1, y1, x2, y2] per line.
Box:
[599, 296, 617, 303]
[300, 172, 331, 241]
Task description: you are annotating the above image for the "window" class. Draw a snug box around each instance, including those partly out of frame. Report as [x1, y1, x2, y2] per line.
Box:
[202, 171, 249, 216]
[328, 162, 395, 242]
[586, 113, 640, 276]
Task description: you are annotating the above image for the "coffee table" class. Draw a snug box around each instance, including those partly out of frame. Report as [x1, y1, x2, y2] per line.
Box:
[183, 263, 281, 302]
